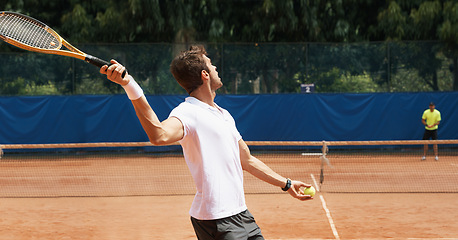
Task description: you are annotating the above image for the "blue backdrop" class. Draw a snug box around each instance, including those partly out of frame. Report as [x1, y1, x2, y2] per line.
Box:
[0, 92, 457, 144]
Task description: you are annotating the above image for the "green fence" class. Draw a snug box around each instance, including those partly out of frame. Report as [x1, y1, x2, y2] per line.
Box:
[0, 41, 455, 95]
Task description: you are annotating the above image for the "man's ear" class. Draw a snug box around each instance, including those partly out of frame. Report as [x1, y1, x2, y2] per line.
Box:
[201, 70, 210, 80]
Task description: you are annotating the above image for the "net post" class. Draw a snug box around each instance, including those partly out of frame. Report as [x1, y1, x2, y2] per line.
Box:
[319, 140, 327, 191]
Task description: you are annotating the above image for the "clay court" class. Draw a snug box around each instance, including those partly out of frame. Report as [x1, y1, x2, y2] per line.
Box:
[1, 147, 457, 239]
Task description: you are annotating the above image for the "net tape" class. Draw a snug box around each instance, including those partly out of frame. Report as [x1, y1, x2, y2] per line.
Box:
[2, 139, 456, 150]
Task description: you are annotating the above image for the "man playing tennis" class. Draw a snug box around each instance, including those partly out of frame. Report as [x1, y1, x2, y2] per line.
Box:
[421, 102, 441, 161]
[101, 45, 313, 240]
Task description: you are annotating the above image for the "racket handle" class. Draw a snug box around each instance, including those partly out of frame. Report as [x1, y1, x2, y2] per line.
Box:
[85, 55, 126, 78]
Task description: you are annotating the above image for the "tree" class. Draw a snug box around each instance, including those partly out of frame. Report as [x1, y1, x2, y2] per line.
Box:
[376, 0, 458, 91]
[438, 1, 458, 90]
[1, 0, 456, 94]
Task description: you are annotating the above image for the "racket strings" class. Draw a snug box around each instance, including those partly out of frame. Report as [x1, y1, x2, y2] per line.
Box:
[0, 13, 60, 50]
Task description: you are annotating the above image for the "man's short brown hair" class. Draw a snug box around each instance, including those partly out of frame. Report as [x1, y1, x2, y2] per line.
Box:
[170, 45, 209, 94]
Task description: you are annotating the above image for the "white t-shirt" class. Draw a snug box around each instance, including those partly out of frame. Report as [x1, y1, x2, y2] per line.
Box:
[169, 97, 247, 220]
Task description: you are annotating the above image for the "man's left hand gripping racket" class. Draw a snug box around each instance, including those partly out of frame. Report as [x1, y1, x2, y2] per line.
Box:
[0, 11, 125, 77]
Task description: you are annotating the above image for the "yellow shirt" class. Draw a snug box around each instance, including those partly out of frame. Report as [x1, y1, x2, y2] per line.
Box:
[422, 109, 441, 130]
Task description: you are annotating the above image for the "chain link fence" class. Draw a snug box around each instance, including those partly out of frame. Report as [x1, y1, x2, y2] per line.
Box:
[0, 41, 455, 95]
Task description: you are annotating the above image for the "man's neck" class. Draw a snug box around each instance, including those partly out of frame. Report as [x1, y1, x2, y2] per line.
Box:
[190, 89, 216, 108]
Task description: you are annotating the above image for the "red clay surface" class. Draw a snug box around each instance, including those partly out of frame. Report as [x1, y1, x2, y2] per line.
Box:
[1, 153, 457, 239]
[1, 193, 457, 239]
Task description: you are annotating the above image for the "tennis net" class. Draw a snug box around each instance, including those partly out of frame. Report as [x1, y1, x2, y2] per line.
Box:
[1, 140, 457, 197]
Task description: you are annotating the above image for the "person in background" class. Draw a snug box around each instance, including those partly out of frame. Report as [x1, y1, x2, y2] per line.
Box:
[421, 102, 441, 161]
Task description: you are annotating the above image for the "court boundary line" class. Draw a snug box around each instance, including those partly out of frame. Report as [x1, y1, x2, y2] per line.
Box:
[311, 174, 340, 240]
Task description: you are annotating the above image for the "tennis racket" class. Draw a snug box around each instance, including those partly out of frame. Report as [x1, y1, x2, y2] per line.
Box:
[0, 11, 125, 77]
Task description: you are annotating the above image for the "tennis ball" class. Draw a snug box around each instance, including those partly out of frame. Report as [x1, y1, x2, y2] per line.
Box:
[303, 186, 316, 197]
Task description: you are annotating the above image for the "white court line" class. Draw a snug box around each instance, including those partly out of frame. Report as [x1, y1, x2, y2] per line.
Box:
[319, 195, 340, 240]
[310, 174, 320, 192]
[311, 174, 340, 240]
[301, 153, 323, 156]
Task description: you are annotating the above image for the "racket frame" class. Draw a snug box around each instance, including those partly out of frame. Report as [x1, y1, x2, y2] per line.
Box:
[0, 11, 114, 69]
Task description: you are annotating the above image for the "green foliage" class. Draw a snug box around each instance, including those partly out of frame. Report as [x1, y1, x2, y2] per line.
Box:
[2, 77, 28, 95]
[377, 1, 407, 40]
[1, 0, 456, 44]
[315, 68, 379, 93]
[2, 77, 60, 95]
[0, 0, 456, 94]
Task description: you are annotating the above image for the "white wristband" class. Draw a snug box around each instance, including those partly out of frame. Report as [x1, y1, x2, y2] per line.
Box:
[122, 76, 144, 100]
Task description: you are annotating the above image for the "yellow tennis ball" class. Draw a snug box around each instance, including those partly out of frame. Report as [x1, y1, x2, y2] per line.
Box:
[303, 186, 316, 197]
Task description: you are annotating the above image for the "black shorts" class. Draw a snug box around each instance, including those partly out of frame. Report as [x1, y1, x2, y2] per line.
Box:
[191, 210, 264, 240]
[423, 129, 438, 140]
